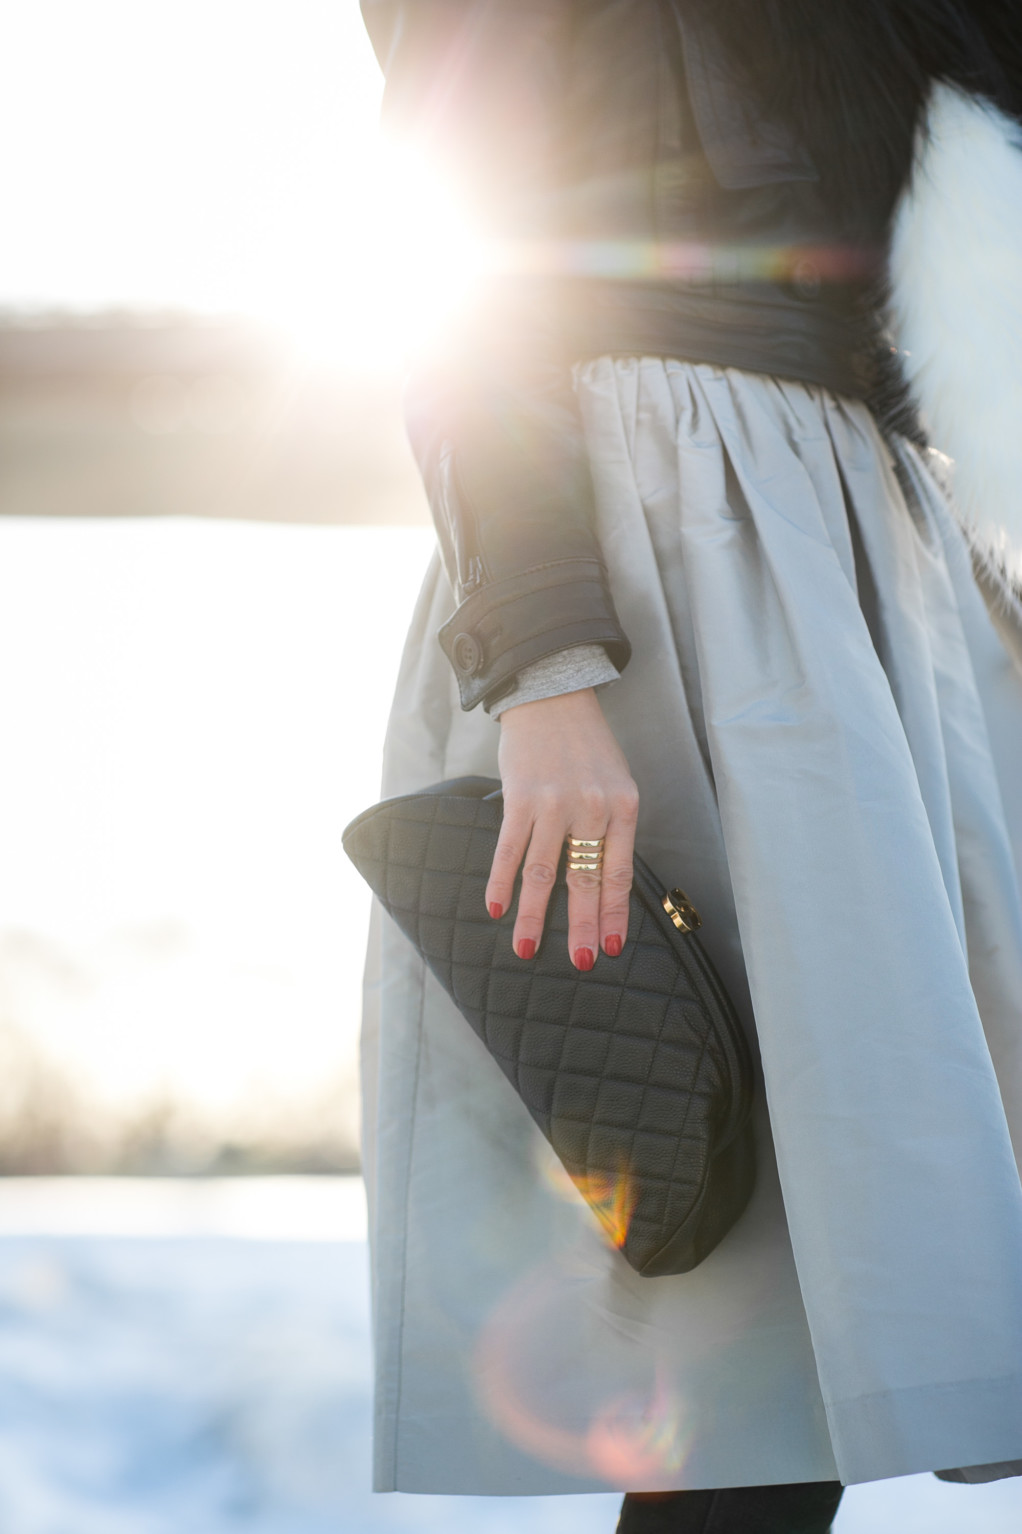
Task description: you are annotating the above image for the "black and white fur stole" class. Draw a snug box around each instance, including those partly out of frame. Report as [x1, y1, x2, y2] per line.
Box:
[687, 0, 1022, 576]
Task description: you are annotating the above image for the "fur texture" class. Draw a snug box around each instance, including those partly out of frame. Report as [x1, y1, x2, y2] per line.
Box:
[889, 85, 1022, 577]
[685, 0, 1014, 236]
[686, 2, 1022, 574]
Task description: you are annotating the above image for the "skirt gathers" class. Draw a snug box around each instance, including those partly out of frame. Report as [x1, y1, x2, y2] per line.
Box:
[361, 357, 1022, 1495]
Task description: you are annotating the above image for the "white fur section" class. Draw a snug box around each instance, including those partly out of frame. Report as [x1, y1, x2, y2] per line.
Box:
[889, 84, 1022, 576]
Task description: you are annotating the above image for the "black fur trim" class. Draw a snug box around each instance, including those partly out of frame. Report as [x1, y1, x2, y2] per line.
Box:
[964, 1, 1022, 118]
[682, 0, 1022, 442]
[857, 283, 928, 447]
[683, 0, 1021, 238]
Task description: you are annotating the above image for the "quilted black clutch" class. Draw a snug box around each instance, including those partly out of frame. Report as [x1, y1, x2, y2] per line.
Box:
[344, 777, 755, 1276]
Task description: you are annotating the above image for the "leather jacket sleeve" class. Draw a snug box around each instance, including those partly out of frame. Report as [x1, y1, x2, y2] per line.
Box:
[360, 0, 631, 710]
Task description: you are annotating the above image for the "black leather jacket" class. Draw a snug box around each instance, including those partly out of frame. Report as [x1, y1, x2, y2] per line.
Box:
[360, 0, 1018, 710]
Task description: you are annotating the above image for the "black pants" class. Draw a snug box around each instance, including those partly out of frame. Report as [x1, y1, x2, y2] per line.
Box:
[617, 1482, 844, 1534]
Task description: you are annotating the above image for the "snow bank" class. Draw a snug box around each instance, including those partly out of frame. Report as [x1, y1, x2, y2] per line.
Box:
[0, 1180, 1017, 1532]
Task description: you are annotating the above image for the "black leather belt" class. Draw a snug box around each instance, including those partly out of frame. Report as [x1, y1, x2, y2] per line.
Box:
[570, 277, 873, 401]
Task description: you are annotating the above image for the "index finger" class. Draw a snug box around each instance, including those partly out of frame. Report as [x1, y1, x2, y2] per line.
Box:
[484, 802, 532, 925]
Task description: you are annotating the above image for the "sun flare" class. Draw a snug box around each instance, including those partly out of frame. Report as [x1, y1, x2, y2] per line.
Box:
[0, 2, 488, 373]
[268, 144, 488, 368]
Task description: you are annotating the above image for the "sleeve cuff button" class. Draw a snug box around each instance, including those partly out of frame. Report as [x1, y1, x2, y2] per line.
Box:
[452, 632, 483, 675]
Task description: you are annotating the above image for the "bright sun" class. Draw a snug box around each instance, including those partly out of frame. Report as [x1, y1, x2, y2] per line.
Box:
[0, 0, 485, 371]
[268, 143, 487, 368]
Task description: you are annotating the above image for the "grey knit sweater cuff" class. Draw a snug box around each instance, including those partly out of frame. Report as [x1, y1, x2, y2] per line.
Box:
[488, 643, 621, 719]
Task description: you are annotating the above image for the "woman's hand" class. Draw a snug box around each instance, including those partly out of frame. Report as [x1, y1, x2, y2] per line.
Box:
[485, 688, 638, 968]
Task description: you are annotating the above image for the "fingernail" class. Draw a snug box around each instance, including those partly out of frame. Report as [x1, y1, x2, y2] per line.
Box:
[574, 947, 595, 972]
[604, 934, 622, 958]
[517, 938, 536, 961]
[489, 902, 503, 920]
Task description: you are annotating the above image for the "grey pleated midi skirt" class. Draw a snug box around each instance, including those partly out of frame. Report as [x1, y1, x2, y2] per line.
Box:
[361, 357, 1022, 1494]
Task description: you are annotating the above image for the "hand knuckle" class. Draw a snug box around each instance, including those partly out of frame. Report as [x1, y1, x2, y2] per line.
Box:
[570, 926, 599, 944]
[578, 785, 607, 821]
[569, 905, 600, 924]
[616, 783, 640, 819]
[603, 864, 633, 889]
[566, 870, 602, 892]
[523, 860, 557, 887]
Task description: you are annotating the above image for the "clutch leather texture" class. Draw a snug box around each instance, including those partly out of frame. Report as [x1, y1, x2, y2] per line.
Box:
[343, 777, 755, 1277]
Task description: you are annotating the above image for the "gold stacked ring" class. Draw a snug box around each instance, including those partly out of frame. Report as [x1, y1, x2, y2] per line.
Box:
[566, 835, 606, 875]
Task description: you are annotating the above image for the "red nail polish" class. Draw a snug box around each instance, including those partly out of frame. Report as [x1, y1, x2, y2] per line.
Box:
[575, 947, 595, 972]
[489, 902, 503, 920]
[605, 934, 623, 958]
[517, 938, 536, 960]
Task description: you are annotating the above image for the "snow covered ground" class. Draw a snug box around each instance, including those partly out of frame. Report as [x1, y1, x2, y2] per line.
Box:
[0, 1179, 1018, 1534]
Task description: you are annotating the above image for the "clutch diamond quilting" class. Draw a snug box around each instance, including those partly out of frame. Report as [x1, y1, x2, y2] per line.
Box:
[344, 777, 755, 1275]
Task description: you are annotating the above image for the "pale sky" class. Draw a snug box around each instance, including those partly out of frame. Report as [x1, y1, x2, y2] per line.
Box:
[0, 0, 472, 364]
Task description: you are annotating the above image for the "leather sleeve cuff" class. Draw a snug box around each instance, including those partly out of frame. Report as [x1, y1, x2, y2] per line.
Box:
[438, 558, 632, 711]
